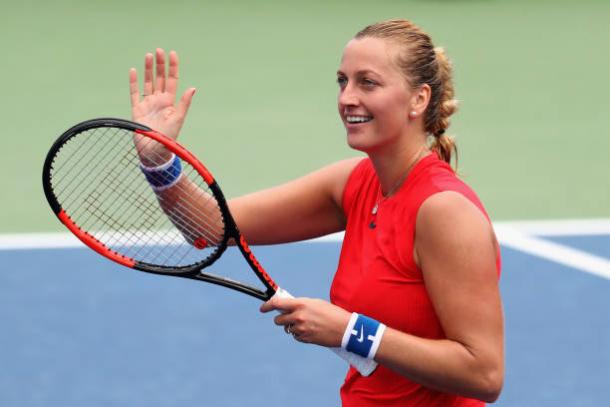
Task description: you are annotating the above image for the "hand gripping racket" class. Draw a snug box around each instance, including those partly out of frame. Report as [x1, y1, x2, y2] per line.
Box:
[42, 118, 377, 376]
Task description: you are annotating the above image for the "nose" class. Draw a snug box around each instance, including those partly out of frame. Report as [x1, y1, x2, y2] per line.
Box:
[338, 84, 358, 108]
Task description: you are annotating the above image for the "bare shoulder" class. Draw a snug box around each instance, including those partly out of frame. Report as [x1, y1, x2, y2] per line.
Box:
[317, 157, 363, 205]
[414, 191, 498, 267]
[417, 191, 493, 236]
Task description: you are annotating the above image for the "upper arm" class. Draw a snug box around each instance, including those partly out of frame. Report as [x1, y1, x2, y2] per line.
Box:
[229, 157, 362, 245]
[414, 192, 503, 370]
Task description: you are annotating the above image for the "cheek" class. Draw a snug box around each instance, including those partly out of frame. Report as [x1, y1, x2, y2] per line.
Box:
[373, 99, 408, 130]
[388, 90, 411, 117]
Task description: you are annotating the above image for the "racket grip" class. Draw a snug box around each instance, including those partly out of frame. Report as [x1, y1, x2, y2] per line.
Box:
[273, 288, 378, 377]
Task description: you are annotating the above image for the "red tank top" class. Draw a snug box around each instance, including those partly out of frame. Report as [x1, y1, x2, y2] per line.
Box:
[331, 153, 500, 407]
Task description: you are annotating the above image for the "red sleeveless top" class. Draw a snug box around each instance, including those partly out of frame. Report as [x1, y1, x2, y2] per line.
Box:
[331, 153, 500, 406]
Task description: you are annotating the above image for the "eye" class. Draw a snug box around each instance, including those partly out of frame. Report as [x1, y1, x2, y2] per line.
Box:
[361, 78, 377, 88]
[337, 76, 347, 88]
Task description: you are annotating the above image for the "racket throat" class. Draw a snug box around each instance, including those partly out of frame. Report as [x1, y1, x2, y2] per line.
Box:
[236, 235, 278, 295]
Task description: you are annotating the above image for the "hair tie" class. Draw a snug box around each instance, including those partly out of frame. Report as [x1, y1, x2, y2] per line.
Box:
[437, 129, 446, 136]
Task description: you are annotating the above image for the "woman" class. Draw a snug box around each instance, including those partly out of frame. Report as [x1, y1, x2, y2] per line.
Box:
[130, 19, 504, 406]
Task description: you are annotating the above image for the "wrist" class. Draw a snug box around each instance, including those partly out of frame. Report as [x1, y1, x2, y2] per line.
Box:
[341, 313, 386, 360]
[140, 153, 183, 191]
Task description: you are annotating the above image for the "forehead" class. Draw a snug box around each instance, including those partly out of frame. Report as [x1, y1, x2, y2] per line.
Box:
[338, 37, 402, 78]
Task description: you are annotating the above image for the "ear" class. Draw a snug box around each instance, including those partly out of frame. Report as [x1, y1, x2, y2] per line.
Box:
[409, 84, 432, 118]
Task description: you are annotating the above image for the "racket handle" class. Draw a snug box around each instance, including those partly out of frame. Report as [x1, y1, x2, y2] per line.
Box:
[273, 288, 378, 377]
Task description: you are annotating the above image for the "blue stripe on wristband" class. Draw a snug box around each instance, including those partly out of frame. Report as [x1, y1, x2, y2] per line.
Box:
[139, 154, 182, 191]
[341, 313, 386, 360]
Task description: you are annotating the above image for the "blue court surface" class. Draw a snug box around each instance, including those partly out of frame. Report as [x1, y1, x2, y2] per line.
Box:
[1, 221, 609, 406]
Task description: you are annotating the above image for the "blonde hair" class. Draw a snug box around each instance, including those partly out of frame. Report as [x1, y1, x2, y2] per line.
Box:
[355, 19, 458, 166]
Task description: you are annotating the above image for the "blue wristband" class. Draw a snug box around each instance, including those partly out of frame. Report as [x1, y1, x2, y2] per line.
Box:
[140, 154, 182, 191]
[341, 313, 386, 359]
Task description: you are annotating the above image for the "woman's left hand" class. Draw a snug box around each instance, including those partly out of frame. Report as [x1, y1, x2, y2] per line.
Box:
[260, 296, 351, 347]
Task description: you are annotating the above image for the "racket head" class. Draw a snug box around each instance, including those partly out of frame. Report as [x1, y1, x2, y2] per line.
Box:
[42, 118, 231, 276]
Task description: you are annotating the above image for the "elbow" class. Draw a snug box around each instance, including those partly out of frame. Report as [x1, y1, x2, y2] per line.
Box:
[475, 365, 503, 403]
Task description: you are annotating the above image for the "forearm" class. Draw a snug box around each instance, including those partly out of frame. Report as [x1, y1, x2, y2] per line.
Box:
[154, 176, 223, 246]
[145, 156, 357, 248]
[374, 328, 503, 402]
[229, 187, 344, 245]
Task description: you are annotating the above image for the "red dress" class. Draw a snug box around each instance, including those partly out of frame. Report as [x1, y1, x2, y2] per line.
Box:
[330, 153, 500, 406]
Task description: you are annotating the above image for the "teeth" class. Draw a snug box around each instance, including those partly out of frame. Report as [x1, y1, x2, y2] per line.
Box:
[346, 115, 372, 123]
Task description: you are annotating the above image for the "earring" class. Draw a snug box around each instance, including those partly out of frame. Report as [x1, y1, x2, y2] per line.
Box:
[409, 111, 417, 119]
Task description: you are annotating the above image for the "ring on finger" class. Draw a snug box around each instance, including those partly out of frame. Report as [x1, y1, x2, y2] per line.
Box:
[284, 324, 293, 335]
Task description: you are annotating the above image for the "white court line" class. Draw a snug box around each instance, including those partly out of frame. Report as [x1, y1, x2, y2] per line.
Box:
[0, 232, 80, 250]
[0, 231, 186, 250]
[1, 219, 609, 279]
[493, 224, 610, 281]
[497, 218, 610, 236]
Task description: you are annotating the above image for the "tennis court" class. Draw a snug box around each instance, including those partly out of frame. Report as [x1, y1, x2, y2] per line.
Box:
[1, 0, 608, 405]
[1, 222, 609, 406]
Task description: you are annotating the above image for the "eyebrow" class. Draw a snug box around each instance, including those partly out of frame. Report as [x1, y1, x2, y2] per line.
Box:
[336, 69, 381, 77]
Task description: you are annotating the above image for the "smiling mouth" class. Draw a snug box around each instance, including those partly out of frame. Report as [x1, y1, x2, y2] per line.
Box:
[346, 115, 373, 124]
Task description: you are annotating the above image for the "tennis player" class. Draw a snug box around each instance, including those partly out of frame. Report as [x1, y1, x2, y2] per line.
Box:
[129, 19, 503, 406]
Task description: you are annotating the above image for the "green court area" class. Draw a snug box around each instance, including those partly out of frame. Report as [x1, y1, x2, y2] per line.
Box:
[1, 0, 608, 233]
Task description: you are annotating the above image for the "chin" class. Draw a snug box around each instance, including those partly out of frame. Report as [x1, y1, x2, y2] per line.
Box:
[345, 129, 379, 153]
[345, 131, 365, 150]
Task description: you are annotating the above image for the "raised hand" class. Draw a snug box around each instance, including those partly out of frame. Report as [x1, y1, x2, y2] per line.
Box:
[129, 48, 196, 165]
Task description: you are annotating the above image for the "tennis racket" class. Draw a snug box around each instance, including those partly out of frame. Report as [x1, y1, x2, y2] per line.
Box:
[42, 117, 377, 376]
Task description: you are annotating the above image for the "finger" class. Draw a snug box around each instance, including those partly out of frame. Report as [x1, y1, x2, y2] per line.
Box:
[176, 87, 197, 119]
[290, 325, 304, 338]
[129, 68, 140, 107]
[166, 50, 179, 100]
[292, 331, 307, 343]
[155, 48, 166, 94]
[260, 297, 279, 313]
[261, 295, 300, 314]
[284, 322, 307, 343]
[143, 53, 154, 96]
[274, 313, 293, 326]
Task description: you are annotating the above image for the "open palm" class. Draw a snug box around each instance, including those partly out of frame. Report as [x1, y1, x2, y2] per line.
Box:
[129, 49, 195, 165]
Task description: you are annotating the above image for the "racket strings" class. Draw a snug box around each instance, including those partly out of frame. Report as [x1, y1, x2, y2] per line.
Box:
[55, 131, 144, 228]
[160, 186, 225, 244]
[54, 129, 221, 249]
[80, 188, 175, 261]
[155, 194, 223, 266]
[91, 160, 165, 230]
[132, 141, 226, 251]
[126, 137, 226, 246]
[68, 145, 174, 245]
[54, 128, 122, 204]
[50, 127, 226, 268]
[83, 135, 219, 264]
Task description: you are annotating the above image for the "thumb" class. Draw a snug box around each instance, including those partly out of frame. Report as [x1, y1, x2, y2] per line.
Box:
[176, 87, 196, 118]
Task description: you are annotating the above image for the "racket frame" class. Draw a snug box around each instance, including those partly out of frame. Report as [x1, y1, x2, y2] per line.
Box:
[43, 118, 278, 301]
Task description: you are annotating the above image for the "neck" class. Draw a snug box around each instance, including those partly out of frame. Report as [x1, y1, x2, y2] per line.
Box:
[369, 135, 428, 196]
